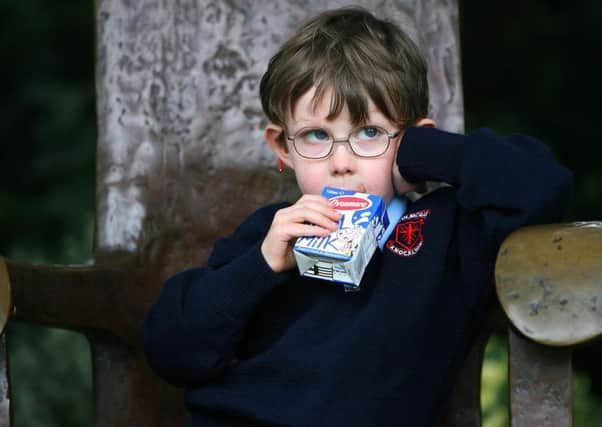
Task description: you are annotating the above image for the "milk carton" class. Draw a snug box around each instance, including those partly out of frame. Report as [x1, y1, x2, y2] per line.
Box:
[293, 187, 389, 290]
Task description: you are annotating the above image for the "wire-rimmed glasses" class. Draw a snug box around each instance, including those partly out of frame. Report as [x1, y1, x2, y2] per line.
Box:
[286, 125, 400, 159]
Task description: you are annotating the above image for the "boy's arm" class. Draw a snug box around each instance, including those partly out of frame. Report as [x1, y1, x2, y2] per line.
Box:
[396, 127, 574, 244]
[141, 203, 292, 387]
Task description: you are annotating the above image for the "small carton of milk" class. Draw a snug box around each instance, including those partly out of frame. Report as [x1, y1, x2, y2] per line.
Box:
[293, 187, 389, 290]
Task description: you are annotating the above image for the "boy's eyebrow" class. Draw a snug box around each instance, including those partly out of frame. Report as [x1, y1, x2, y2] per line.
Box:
[292, 110, 389, 124]
[295, 114, 391, 125]
[290, 118, 329, 128]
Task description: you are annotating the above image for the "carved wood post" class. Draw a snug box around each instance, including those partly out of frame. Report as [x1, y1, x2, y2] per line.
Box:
[509, 328, 572, 427]
[496, 223, 602, 427]
[0, 260, 10, 427]
[1, 1, 463, 425]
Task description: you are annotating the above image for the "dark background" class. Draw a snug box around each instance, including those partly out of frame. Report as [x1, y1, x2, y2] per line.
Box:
[0, 0, 600, 425]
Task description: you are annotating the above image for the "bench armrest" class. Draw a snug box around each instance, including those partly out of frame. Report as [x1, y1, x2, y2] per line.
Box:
[496, 222, 602, 346]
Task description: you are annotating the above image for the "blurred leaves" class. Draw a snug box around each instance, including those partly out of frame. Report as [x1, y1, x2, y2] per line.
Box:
[574, 369, 602, 427]
[1, 1, 96, 426]
[0, 0, 96, 263]
[8, 323, 92, 427]
[481, 335, 509, 427]
[461, 0, 602, 221]
[481, 335, 602, 427]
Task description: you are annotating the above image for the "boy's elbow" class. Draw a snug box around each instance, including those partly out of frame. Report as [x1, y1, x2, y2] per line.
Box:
[141, 311, 187, 386]
[560, 165, 575, 203]
[141, 305, 234, 387]
[528, 164, 574, 226]
[141, 317, 222, 388]
[546, 164, 574, 221]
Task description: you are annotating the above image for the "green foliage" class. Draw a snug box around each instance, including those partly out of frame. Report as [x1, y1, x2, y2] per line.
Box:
[1, 2, 96, 425]
[461, 0, 602, 221]
[481, 335, 509, 427]
[574, 370, 602, 427]
[6, 216, 94, 427]
[481, 335, 602, 427]
[8, 323, 92, 427]
[0, 0, 96, 261]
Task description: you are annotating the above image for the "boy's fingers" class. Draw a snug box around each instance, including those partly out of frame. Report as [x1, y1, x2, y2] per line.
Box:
[277, 206, 340, 232]
[293, 197, 341, 220]
[276, 201, 340, 224]
[296, 194, 336, 210]
[286, 223, 334, 238]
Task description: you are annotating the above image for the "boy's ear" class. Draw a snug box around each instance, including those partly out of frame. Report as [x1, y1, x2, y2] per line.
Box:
[265, 123, 294, 169]
[415, 118, 437, 128]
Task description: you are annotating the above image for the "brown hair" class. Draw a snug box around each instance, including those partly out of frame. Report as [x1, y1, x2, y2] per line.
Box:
[259, 6, 429, 139]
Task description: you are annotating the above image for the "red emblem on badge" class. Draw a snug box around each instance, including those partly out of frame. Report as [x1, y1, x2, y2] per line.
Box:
[386, 209, 430, 257]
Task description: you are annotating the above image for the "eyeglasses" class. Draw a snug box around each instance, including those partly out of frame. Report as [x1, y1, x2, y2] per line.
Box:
[286, 126, 401, 159]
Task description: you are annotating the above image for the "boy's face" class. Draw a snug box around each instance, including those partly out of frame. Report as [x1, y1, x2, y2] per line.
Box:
[266, 87, 404, 203]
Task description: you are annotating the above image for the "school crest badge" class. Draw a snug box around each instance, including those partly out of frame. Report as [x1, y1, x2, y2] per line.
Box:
[386, 209, 430, 257]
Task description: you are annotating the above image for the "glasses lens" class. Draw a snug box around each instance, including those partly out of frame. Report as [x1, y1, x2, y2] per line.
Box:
[349, 126, 389, 156]
[294, 128, 332, 158]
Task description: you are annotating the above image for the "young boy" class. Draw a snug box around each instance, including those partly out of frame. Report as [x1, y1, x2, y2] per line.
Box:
[142, 7, 573, 426]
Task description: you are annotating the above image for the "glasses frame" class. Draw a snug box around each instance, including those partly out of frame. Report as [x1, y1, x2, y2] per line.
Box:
[285, 126, 401, 160]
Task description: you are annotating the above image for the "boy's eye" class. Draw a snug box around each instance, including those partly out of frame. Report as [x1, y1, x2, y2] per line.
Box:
[301, 129, 331, 143]
[355, 126, 382, 140]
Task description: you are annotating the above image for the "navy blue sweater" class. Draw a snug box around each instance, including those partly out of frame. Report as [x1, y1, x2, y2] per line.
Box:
[142, 127, 573, 426]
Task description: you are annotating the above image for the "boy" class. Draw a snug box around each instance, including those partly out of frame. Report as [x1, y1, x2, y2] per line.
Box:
[142, 7, 573, 426]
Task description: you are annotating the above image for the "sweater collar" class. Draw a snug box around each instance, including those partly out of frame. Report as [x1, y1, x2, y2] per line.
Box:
[378, 196, 407, 250]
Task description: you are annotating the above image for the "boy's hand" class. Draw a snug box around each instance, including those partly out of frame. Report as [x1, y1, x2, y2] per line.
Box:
[392, 120, 436, 196]
[261, 195, 341, 273]
[392, 159, 416, 195]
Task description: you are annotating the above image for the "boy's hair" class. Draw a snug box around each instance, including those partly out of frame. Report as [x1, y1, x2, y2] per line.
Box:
[259, 6, 429, 139]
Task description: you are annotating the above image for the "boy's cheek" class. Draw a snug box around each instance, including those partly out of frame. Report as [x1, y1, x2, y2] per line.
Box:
[392, 168, 416, 194]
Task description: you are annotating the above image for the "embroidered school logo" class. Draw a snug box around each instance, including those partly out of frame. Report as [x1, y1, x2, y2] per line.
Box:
[386, 209, 431, 257]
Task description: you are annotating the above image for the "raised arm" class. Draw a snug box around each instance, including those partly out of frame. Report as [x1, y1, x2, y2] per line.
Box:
[396, 127, 574, 243]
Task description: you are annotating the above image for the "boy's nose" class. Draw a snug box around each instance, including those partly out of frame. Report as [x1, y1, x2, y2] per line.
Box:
[329, 142, 356, 175]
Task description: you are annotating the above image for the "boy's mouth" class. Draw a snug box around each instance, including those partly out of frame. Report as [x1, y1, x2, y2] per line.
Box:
[331, 183, 366, 193]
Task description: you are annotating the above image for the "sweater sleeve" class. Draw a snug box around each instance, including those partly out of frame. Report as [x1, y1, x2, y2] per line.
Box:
[141, 203, 292, 387]
[397, 127, 574, 244]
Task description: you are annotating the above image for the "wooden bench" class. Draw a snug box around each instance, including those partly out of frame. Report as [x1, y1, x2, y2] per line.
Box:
[0, 1, 599, 426]
[495, 223, 602, 426]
